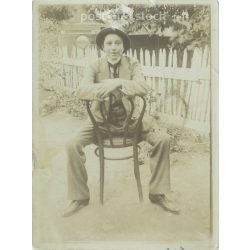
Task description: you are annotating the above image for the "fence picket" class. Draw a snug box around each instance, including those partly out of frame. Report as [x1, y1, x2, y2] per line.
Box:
[172, 50, 178, 116]
[159, 77, 165, 112]
[59, 44, 211, 132]
[145, 49, 150, 66]
[152, 50, 156, 95]
[168, 48, 173, 67]
[182, 81, 189, 118]
[176, 49, 188, 117]
[201, 47, 206, 68]
[191, 81, 199, 120]
[71, 46, 77, 58]
[189, 48, 200, 119]
[163, 49, 167, 67]
[191, 47, 201, 69]
[182, 49, 188, 68]
[129, 48, 133, 57]
[156, 78, 161, 112]
[187, 80, 194, 119]
[166, 48, 173, 115]
[173, 49, 177, 68]
[76, 47, 84, 58]
[178, 80, 185, 117]
[185, 81, 192, 118]
[163, 78, 167, 113]
[166, 78, 172, 115]
[152, 50, 156, 67]
[134, 49, 138, 60]
[198, 80, 209, 121]
[152, 81, 156, 111]
[194, 82, 202, 120]
[159, 49, 163, 67]
[140, 48, 144, 65]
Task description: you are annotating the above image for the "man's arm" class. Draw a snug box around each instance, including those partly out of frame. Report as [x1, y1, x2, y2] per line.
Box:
[95, 58, 149, 97]
[76, 62, 110, 100]
[76, 57, 149, 100]
[119, 58, 149, 96]
[76, 65, 122, 101]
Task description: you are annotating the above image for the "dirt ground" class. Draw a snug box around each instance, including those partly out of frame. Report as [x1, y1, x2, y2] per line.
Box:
[33, 111, 211, 248]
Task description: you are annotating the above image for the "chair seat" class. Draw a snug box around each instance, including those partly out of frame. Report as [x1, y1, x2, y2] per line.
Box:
[97, 136, 135, 148]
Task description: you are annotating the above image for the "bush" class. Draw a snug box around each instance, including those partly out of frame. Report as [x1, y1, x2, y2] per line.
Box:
[39, 86, 87, 119]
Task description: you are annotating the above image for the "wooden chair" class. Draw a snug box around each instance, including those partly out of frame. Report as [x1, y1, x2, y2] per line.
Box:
[85, 93, 146, 205]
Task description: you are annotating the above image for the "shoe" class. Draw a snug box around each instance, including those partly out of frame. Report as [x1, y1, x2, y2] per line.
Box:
[62, 199, 89, 217]
[149, 194, 180, 214]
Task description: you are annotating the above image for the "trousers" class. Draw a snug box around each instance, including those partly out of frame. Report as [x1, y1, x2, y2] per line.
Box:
[66, 122, 171, 200]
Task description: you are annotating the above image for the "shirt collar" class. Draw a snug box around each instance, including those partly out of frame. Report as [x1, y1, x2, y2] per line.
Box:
[106, 56, 122, 66]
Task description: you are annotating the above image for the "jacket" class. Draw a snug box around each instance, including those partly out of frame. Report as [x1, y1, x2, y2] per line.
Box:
[76, 55, 153, 132]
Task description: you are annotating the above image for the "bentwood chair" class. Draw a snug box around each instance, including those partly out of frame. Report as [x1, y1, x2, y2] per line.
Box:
[85, 93, 146, 205]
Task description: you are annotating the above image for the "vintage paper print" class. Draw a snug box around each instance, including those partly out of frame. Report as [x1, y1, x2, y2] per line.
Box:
[32, 0, 218, 249]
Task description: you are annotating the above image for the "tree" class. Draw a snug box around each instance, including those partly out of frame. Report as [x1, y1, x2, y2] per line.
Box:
[86, 4, 210, 50]
[38, 5, 73, 88]
[39, 5, 72, 21]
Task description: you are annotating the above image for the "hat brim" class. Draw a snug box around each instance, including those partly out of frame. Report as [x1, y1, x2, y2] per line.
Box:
[96, 28, 131, 53]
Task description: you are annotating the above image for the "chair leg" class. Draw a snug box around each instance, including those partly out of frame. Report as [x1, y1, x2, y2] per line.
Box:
[133, 143, 143, 202]
[99, 146, 105, 205]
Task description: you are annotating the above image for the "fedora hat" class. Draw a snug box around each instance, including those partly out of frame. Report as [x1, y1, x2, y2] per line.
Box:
[96, 27, 131, 53]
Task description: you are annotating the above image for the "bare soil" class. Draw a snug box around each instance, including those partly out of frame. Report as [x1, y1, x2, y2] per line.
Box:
[33, 111, 211, 247]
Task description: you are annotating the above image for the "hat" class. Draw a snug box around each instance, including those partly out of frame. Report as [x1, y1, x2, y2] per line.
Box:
[96, 27, 131, 53]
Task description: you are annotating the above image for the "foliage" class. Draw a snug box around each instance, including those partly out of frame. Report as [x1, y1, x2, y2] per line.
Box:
[39, 17, 62, 88]
[38, 4, 210, 156]
[86, 4, 210, 50]
[38, 5, 73, 89]
[39, 5, 72, 21]
[128, 5, 210, 50]
[39, 85, 209, 165]
[39, 86, 87, 118]
[39, 7, 73, 93]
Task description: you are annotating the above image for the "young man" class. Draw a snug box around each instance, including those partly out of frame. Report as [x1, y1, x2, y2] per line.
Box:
[63, 27, 180, 217]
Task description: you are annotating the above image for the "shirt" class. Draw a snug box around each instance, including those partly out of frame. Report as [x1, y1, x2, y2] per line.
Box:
[107, 59, 121, 79]
[106, 57, 127, 127]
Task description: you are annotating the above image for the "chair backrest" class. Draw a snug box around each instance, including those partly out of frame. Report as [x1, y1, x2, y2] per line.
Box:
[86, 93, 146, 147]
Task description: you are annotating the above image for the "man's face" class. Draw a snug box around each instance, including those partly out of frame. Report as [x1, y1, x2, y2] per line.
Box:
[103, 34, 124, 60]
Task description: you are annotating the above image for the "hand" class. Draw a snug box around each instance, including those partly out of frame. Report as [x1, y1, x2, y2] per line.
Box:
[95, 79, 122, 100]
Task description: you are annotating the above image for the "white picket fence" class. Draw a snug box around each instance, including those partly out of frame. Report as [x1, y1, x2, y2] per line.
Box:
[58, 45, 210, 133]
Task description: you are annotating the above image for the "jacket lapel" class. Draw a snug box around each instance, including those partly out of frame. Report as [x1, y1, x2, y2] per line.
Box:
[97, 56, 131, 81]
[98, 57, 110, 80]
[119, 56, 131, 80]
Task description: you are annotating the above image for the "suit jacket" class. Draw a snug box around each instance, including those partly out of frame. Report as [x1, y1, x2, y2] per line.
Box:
[76, 55, 153, 132]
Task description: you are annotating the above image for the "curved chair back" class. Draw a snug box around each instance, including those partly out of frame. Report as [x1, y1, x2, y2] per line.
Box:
[86, 93, 146, 147]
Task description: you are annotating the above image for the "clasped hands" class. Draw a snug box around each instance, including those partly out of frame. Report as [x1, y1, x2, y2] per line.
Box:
[94, 79, 123, 101]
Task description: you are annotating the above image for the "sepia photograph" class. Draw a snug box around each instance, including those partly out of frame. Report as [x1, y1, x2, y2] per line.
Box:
[32, 0, 218, 249]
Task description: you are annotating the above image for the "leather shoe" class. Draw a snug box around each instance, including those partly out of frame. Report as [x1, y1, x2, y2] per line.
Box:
[149, 194, 180, 214]
[62, 199, 89, 217]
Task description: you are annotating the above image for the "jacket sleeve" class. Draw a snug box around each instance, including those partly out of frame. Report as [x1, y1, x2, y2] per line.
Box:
[76, 57, 149, 100]
[120, 58, 149, 96]
[76, 61, 106, 100]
